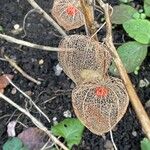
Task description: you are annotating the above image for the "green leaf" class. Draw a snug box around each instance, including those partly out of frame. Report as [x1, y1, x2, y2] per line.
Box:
[51, 118, 84, 149]
[3, 137, 28, 150]
[109, 41, 148, 75]
[133, 12, 141, 19]
[119, 0, 128, 3]
[140, 13, 147, 19]
[144, 0, 150, 5]
[141, 138, 150, 150]
[144, 2, 150, 17]
[119, 0, 133, 3]
[0, 25, 3, 32]
[111, 4, 138, 24]
[49, 148, 57, 150]
[123, 19, 150, 44]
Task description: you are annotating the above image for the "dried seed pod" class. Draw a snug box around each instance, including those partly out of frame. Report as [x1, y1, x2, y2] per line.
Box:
[51, 0, 84, 31]
[58, 35, 111, 85]
[72, 77, 129, 135]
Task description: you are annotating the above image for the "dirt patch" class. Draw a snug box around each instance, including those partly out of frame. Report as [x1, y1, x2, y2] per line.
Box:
[0, 0, 149, 149]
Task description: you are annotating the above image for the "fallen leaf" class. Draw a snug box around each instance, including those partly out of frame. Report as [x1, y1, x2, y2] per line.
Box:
[3, 137, 28, 150]
[0, 74, 13, 93]
[18, 127, 52, 150]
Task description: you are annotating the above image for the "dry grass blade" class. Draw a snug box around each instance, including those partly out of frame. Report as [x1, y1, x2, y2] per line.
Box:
[96, 0, 150, 140]
[0, 93, 69, 150]
[0, 34, 60, 52]
[26, 0, 67, 36]
[5, 55, 41, 85]
[5, 76, 50, 123]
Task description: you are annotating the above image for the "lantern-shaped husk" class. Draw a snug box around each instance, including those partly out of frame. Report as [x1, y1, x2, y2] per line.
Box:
[58, 35, 112, 85]
[51, 0, 84, 31]
[72, 77, 129, 135]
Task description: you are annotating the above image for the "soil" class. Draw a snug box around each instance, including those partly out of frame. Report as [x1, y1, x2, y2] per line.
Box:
[0, 0, 150, 150]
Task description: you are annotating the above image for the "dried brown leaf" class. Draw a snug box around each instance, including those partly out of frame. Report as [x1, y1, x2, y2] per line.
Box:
[18, 127, 52, 150]
[0, 74, 13, 93]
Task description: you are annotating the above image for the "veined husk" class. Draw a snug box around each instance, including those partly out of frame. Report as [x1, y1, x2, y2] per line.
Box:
[72, 77, 129, 135]
[58, 34, 112, 85]
[51, 0, 84, 31]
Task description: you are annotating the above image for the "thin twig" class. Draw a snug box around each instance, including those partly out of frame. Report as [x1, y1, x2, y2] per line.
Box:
[0, 34, 60, 51]
[94, 5, 104, 13]
[0, 93, 69, 150]
[0, 114, 17, 120]
[5, 76, 51, 123]
[26, 0, 67, 37]
[22, 8, 38, 38]
[110, 130, 117, 150]
[41, 138, 54, 150]
[5, 55, 41, 85]
[96, 0, 150, 140]
[17, 121, 28, 128]
[90, 22, 106, 39]
[0, 58, 7, 61]
[6, 109, 18, 124]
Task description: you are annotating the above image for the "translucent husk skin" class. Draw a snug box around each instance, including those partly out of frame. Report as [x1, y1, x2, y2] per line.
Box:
[72, 77, 129, 135]
[51, 0, 84, 31]
[58, 35, 112, 85]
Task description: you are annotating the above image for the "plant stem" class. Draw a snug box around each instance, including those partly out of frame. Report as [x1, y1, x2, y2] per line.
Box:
[80, 0, 98, 40]
[0, 93, 69, 150]
[26, 0, 67, 37]
[0, 34, 60, 51]
[5, 75, 50, 123]
[97, 0, 150, 140]
[5, 55, 41, 85]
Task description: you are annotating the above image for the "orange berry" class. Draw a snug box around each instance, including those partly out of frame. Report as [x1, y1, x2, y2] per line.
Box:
[66, 5, 77, 16]
[95, 87, 108, 97]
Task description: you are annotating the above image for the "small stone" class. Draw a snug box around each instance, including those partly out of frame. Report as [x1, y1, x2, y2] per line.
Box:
[11, 24, 22, 35]
[63, 110, 72, 118]
[11, 88, 17, 95]
[39, 59, 44, 65]
[145, 100, 150, 108]
[26, 23, 31, 28]
[104, 140, 113, 149]
[14, 24, 20, 30]
[52, 117, 58, 125]
[139, 79, 149, 88]
[24, 91, 32, 97]
[14, 70, 18, 74]
[7, 121, 17, 137]
[53, 117, 57, 121]
[31, 58, 36, 63]
[53, 64, 63, 76]
[132, 131, 137, 137]
[70, 82, 75, 89]
[112, 125, 118, 132]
